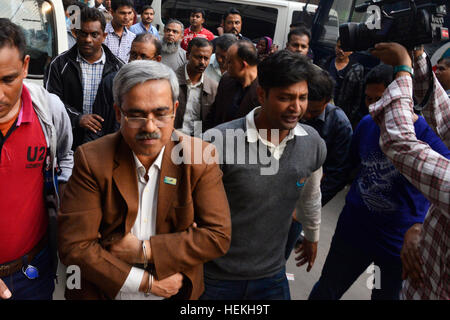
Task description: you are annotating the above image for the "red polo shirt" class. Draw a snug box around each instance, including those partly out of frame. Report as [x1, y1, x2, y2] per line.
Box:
[0, 85, 47, 264]
[181, 27, 215, 51]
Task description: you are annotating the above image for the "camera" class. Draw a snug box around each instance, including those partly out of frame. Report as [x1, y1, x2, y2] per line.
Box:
[339, 0, 449, 51]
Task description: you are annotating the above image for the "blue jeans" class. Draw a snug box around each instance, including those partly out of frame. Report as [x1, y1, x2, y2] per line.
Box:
[200, 267, 291, 300]
[0, 247, 55, 300]
[285, 220, 303, 260]
[309, 233, 402, 300]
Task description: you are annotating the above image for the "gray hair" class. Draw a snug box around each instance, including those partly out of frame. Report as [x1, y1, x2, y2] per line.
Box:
[164, 19, 184, 31]
[113, 60, 179, 107]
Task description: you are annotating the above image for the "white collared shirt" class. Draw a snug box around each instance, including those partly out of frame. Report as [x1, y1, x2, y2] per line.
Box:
[181, 65, 204, 136]
[245, 106, 308, 160]
[115, 147, 166, 300]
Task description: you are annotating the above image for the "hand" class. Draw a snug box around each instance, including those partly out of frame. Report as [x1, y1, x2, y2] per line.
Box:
[151, 273, 184, 298]
[400, 223, 424, 289]
[294, 238, 318, 272]
[109, 233, 147, 265]
[370, 42, 412, 68]
[0, 279, 12, 299]
[79, 114, 104, 133]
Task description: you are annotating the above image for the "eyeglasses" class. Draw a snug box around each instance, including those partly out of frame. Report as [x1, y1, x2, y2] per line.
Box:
[120, 109, 175, 128]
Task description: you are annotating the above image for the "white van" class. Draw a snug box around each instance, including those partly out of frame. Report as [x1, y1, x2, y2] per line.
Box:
[150, 0, 339, 48]
[0, 0, 68, 82]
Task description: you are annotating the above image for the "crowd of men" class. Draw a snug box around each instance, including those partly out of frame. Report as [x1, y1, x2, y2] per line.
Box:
[0, 0, 449, 301]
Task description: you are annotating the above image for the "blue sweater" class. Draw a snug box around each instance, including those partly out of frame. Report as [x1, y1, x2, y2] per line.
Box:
[336, 115, 450, 257]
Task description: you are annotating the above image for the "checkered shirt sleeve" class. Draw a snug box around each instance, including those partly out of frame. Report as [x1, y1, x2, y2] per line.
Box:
[104, 23, 136, 63]
[369, 66, 450, 300]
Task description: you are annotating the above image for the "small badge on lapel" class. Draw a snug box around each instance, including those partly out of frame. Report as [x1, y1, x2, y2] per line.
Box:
[164, 176, 177, 185]
[296, 178, 306, 188]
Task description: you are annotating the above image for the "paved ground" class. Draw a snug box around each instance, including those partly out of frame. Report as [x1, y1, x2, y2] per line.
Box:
[54, 186, 372, 300]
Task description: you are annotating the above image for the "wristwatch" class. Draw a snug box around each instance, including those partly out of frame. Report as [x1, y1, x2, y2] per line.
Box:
[393, 65, 414, 78]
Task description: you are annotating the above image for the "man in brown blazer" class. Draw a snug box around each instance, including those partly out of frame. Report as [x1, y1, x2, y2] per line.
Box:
[174, 37, 217, 135]
[204, 40, 259, 131]
[57, 60, 231, 300]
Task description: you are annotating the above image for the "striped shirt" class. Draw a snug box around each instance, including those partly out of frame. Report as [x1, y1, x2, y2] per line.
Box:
[369, 53, 450, 300]
[77, 50, 106, 115]
[104, 23, 136, 63]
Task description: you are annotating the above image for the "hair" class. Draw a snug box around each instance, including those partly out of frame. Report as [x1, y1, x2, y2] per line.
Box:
[234, 40, 258, 66]
[140, 5, 154, 15]
[287, 27, 311, 44]
[133, 33, 162, 56]
[258, 50, 312, 91]
[63, 0, 75, 11]
[215, 33, 237, 52]
[307, 67, 335, 102]
[186, 37, 212, 54]
[164, 19, 184, 32]
[365, 64, 394, 88]
[437, 56, 450, 67]
[0, 18, 26, 60]
[111, 0, 134, 12]
[223, 7, 241, 21]
[190, 8, 206, 19]
[290, 21, 307, 29]
[113, 60, 179, 107]
[80, 7, 107, 31]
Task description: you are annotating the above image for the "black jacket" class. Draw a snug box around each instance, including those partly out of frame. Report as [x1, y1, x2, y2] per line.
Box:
[44, 44, 123, 149]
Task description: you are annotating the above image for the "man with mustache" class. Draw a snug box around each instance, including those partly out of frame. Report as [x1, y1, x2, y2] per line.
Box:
[129, 5, 160, 40]
[161, 19, 186, 72]
[202, 50, 326, 300]
[45, 7, 123, 150]
[57, 60, 231, 300]
[174, 38, 217, 136]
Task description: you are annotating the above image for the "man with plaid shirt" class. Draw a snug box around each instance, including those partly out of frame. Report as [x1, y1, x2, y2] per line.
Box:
[370, 42, 449, 300]
[45, 7, 123, 150]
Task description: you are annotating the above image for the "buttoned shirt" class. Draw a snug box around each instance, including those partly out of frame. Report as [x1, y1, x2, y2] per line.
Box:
[116, 147, 165, 300]
[205, 54, 222, 83]
[181, 66, 204, 136]
[104, 23, 136, 63]
[129, 22, 160, 39]
[76, 49, 106, 115]
[369, 52, 449, 300]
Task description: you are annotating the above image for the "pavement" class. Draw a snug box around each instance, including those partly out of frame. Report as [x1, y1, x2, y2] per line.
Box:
[54, 186, 372, 300]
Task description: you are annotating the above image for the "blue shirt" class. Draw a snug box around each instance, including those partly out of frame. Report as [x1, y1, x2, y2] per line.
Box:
[336, 115, 450, 257]
[129, 22, 160, 39]
[302, 103, 353, 205]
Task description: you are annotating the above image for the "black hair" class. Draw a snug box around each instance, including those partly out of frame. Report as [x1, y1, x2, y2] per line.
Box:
[235, 40, 258, 66]
[365, 64, 394, 88]
[308, 67, 335, 102]
[63, 0, 75, 11]
[80, 7, 107, 31]
[223, 7, 241, 21]
[215, 33, 237, 52]
[0, 18, 26, 60]
[290, 21, 307, 29]
[133, 33, 162, 56]
[140, 5, 154, 15]
[287, 27, 311, 44]
[258, 50, 312, 91]
[111, 0, 134, 12]
[190, 8, 206, 19]
[437, 56, 450, 67]
[187, 37, 212, 54]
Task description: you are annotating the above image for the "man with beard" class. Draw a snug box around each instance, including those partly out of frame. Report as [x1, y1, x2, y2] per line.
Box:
[161, 19, 186, 72]
[174, 38, 217, 136]
[45, 7, 123, 150]
[212, 7, 250, 48]
[104, 0, 136, 63]
[130, 5, 160, 40]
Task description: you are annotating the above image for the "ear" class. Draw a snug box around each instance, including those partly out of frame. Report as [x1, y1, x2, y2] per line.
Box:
[256, 85, 266, 106]
[155, 55, 162, 62]
[173, 100, 179, 114]
[113, 104, 122, 123]
[22, 55, 30, 78]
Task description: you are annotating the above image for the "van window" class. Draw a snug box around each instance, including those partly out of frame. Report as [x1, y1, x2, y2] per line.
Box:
[0, 0, 56, 78]
[316, 1, 353, 45]
[161, 0, 277, 41]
